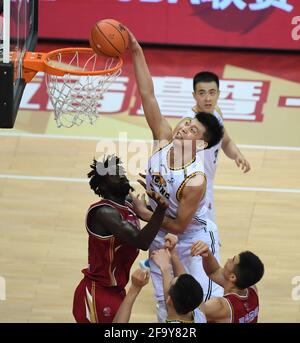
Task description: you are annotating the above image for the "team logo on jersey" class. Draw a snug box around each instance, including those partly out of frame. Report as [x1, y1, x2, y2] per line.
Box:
[243, 302, 250, 312]
[150, 173, 170, 199]
[103, 306, 112, 317]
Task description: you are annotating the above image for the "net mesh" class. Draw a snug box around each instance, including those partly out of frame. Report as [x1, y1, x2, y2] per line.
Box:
[45, 50, 122, 128]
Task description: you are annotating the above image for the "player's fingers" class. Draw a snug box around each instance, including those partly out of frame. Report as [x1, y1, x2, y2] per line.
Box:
[244, 161, 251, 173]
[144, 270, 150, 281]
[235, 159, 241, 168]
[191, 249, 200, 256]
[141, 193, 147, 204]
[191, 241, 201, 250]
[193, 249, 207, 257]
[146, 190, 154, 199]
[139, 172, 146, 179]
[137, 179, 147, 190]
[164, 240, 171, 248]
[191, 244, 205, 255]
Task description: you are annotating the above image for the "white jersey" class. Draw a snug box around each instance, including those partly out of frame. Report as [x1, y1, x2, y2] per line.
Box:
[146, 141, 207, 238]
[193, 107, 224, 222]
[146, 130, 224, 322]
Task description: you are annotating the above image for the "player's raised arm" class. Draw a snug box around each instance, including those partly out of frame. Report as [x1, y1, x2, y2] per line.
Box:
[151, 249, 173, 303]
[191, 240, 226, 287]
[95, 191, 168, 251]
[113, 268, 149, 323]
[128, 30, 173, 144]
[132, 173, 206, 235]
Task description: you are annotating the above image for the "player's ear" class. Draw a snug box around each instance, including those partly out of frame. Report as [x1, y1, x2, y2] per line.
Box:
[229, 272, 237, 283]
[166, 295, 172, 307]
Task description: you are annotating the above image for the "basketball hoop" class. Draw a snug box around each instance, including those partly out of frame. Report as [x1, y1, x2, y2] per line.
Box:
[22, 48, 123, 128]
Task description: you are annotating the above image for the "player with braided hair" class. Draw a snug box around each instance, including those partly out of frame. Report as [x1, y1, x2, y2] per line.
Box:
[73, 155, 168, 323]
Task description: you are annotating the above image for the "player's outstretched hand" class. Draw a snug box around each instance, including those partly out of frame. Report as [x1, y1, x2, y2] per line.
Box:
[146, 190, 168, 210]
[235, 153, 251, 173]
[127, 28, 140, 52]
[191, 240, 209, 257]
[129, 190, 149, 220]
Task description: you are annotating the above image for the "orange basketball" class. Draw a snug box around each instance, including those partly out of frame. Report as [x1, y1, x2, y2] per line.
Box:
[89, 19, 129, 58]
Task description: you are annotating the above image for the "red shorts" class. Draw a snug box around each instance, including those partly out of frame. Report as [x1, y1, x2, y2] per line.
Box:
[73, 277, 126, 323]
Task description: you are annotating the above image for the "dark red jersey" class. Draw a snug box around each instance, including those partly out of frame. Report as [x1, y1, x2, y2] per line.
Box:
[82, 199, 140, 289]
[223, 286, 259, 323]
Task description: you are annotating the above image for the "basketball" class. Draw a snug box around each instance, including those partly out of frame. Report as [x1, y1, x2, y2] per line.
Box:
[89, 19, 129, 58]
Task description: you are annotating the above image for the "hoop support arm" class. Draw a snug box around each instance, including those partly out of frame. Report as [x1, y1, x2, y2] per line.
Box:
[23, 51, 65, 83]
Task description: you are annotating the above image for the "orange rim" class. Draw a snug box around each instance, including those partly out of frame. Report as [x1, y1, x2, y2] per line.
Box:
[22, 47, 123, 83]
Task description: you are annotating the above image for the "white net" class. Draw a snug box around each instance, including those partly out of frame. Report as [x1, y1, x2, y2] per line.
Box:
[45, 51, 122, 128]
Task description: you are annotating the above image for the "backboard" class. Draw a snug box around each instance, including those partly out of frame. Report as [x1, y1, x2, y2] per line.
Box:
[0, 0, 38, 128]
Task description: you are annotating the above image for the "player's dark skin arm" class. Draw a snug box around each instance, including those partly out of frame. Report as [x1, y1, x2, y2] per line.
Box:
[89, 191, 168, 251]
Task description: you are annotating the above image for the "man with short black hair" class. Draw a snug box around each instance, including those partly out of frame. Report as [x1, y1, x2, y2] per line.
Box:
[191, 240, 264, 323]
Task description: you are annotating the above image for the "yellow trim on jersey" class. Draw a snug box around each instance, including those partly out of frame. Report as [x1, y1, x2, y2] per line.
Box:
[215, 105, 223, 117]
[108, 237, 117, 287]
[165, 310, 196, 323]
[167, 147, 196, 171]
[176, 171, 206, 201]
[92, 281, 99, 323]
[85, 285, 97, 323]
[192, 106, 197, 113]
[151, 139, 172, 158]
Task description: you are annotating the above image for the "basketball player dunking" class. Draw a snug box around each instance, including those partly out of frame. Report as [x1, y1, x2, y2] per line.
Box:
[128, 31, 224, 322]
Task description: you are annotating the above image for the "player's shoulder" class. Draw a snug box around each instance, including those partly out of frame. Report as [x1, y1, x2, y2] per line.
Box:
[152, 139, 172, 155]
[93, 202, 121, 217]
[250, 284, 259, 294]
[184, 171, 206, 188]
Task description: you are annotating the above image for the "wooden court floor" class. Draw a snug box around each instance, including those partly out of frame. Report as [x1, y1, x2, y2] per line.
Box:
[0, 134, 300, 323]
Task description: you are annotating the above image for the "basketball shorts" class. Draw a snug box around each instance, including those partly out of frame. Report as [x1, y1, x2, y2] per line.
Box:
[73, 277, 125, 323]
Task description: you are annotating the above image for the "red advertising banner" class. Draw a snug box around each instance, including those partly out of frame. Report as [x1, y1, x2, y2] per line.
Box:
[39, 0, 300, 50]
[20, 43, 281, 123]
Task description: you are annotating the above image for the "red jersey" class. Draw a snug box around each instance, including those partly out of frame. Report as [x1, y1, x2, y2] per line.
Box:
[82, 199, 140, 289]
[223, 286, 259, 323]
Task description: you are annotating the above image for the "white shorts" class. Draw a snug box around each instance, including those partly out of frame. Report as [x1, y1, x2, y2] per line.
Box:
[149, 219, 223, 310]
